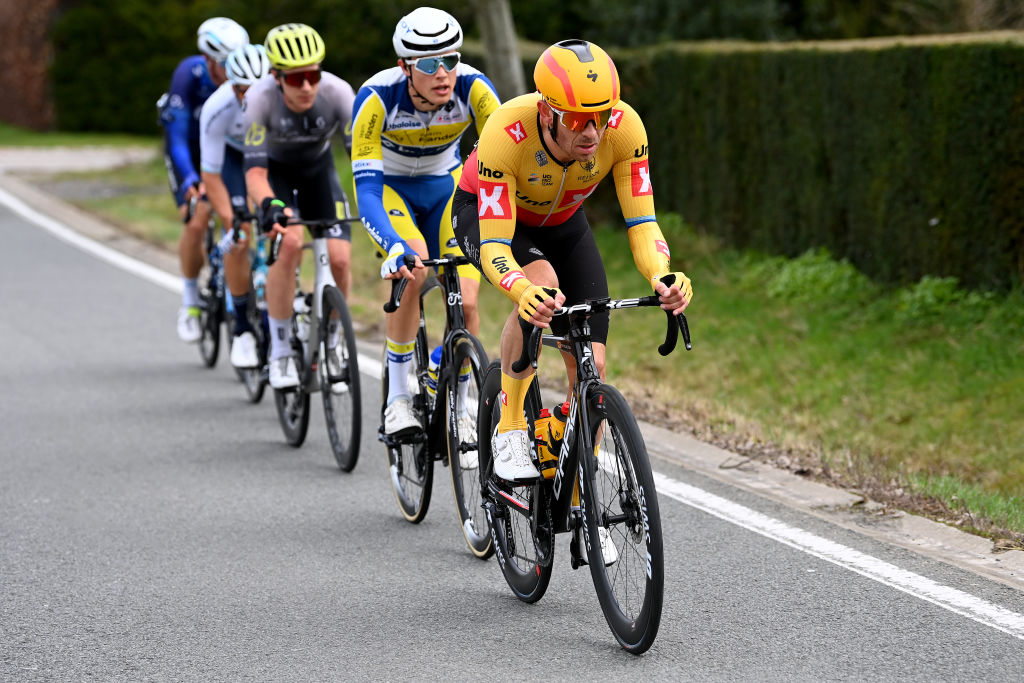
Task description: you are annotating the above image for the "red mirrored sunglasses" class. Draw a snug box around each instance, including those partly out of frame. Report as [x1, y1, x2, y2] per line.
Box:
[279, 68, 322, 87]
[550, 106, 613, 132]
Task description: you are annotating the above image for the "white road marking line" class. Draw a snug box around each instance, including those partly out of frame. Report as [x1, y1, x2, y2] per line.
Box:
[7, 186, 1024, 641]
[657, 474, 1024, 641]
[0, 186, 182, 293]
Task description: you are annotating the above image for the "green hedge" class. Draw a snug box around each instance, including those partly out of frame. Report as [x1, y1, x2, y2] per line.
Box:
[621, 36, 1024, 289]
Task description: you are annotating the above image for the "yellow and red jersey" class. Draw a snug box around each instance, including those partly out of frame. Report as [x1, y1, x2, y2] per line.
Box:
[459, 93, 671, 303]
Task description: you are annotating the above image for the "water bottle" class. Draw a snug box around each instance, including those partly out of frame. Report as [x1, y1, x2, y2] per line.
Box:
[293, 293, 311, 341]
[535, 402, 568, 479]
[426, 345, 442, 397]
[252, 267, 267, 310]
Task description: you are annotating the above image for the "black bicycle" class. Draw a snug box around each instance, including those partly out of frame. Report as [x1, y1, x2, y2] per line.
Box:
[478, 278, 690, 654]
[267, 214, 362, 472]
[192, 198, 234, 369]
[228, 209, 271, 404]
[380, 253, 492, 557]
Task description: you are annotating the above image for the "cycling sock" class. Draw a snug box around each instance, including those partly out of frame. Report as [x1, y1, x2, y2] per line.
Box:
[269, 316, 292, 361]
[386, 338, 416, 405]
[497, 372, 534, 433]
[182, 278, 200, 308]
[457, 362, 472, 412]
[232, 294, 252, 334]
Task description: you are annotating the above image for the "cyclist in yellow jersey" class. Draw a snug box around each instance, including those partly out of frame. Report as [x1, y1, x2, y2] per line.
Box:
[351, 7, 500, 436]
[452, 40, 693, 481]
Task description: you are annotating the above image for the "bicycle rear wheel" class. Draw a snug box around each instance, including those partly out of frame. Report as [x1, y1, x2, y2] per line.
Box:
[479, 361, 553, 602]
[444, 334, 492, 558]
[197, 286, 222, 368]
[579, 383, 664, 655]
[381, 342, 433, 522]
[273, 345, 310, 447]
[319, 286, 361, 472]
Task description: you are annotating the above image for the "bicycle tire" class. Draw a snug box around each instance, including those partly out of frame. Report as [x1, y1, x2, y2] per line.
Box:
[239, 278, 266, 403]
[197, 287, 221, 368]
[479, 360, 553, 602]
[381, 342, 433, 522]
[444, 334, 493, 558]
[319, 286, 361, 472]
[579, 383, 664, 655]
[273, 346, 310, 447]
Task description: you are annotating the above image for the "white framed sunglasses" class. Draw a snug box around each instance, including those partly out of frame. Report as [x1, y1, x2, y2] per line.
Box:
[405, 52, 460, 75]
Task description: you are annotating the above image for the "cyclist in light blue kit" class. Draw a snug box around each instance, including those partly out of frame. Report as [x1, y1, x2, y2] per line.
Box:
[198, 43, 271, 369]
[159, 17, 248, 343]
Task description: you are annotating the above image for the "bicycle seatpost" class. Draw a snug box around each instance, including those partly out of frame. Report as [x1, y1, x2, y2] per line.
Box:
[382, 254, 419, 313]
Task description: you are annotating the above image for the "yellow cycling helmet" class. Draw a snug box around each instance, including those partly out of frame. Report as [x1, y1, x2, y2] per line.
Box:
[534, 39, 620, 112]
[264, 23, 325, 69]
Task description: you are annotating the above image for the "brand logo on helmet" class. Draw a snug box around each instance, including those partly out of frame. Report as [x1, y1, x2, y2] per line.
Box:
[587, 70, 597, 82]
[505, 121, 527, 144]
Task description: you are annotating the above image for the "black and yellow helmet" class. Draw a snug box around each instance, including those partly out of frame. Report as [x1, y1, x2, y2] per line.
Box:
[264, 23, 325, 69]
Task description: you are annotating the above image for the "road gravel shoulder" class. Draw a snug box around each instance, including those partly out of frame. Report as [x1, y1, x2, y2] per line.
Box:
[3, 147, 1022, 594]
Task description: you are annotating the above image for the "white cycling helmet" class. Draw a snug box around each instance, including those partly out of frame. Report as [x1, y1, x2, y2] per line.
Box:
[197, 17, 249, 63]
[392, 7, 462, 58]
[225, 44, 270, 87]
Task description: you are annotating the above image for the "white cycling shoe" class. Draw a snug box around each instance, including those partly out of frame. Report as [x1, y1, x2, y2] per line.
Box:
[384, 397, 421, 436]
[230, 331, 259, 369]
[492, 429, 540, 482]
[269, 357, 299, 389]
[598, 526, 619, 566]
[177, 306, 201, 343]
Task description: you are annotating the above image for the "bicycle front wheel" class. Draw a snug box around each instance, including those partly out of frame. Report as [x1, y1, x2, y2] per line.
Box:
[479, 361, 553, 602]
[240, 280, 267, 404]
[580, 383, 664, 655]
[319, 286, 361, 472]
[444, 334, 492, 559]
[273, 346, 310, 447]
[381, 343, 433, 522]
[197, 287, 222, 368]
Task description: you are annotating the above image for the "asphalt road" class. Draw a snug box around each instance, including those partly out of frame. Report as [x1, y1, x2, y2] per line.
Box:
[3, 199, 1024, 680]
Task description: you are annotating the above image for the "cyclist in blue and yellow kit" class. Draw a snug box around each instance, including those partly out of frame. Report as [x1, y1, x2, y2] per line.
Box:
[159, 17, 249, 343]
[351, 7, 500, 436]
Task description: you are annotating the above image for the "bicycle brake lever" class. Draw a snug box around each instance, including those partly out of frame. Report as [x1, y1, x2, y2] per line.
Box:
[382, 254, 419, 313]
[510, 317, 541, 373]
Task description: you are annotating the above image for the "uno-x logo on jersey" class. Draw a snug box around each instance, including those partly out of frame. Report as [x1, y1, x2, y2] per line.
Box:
[558, 182, 598, 209]
[631, 160, 652, 196]
[499, 270, 526, 292]
[505, 121, 528, 144]
[478, 180, 511, 219]
[656, 239, 670, 258]
[607, 108, 624, 129]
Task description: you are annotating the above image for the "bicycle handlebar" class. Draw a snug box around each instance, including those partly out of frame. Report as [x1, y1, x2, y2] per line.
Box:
[509, 287, 691, 373]
[382, 252, 472, 313]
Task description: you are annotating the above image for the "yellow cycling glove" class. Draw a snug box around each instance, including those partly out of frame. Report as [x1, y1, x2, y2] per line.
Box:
[518, 285, 563, 323]
[652, 271, 693, 304]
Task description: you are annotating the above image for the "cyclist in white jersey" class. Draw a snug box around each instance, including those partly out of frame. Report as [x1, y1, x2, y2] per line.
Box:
[242, 23, 357, 389]
[198, 43, 270, 369]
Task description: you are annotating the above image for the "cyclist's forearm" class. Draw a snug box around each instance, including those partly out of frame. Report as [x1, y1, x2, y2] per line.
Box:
[245, 166, 274, 207]
[201, 171, 233, 227]
[627, 220, 671, 284]
[480, 241, 531, 303]
[354, 177, 401, 252]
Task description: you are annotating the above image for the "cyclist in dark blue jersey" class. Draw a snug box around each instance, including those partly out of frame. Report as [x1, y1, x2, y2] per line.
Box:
[158, 17, 248, 343]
